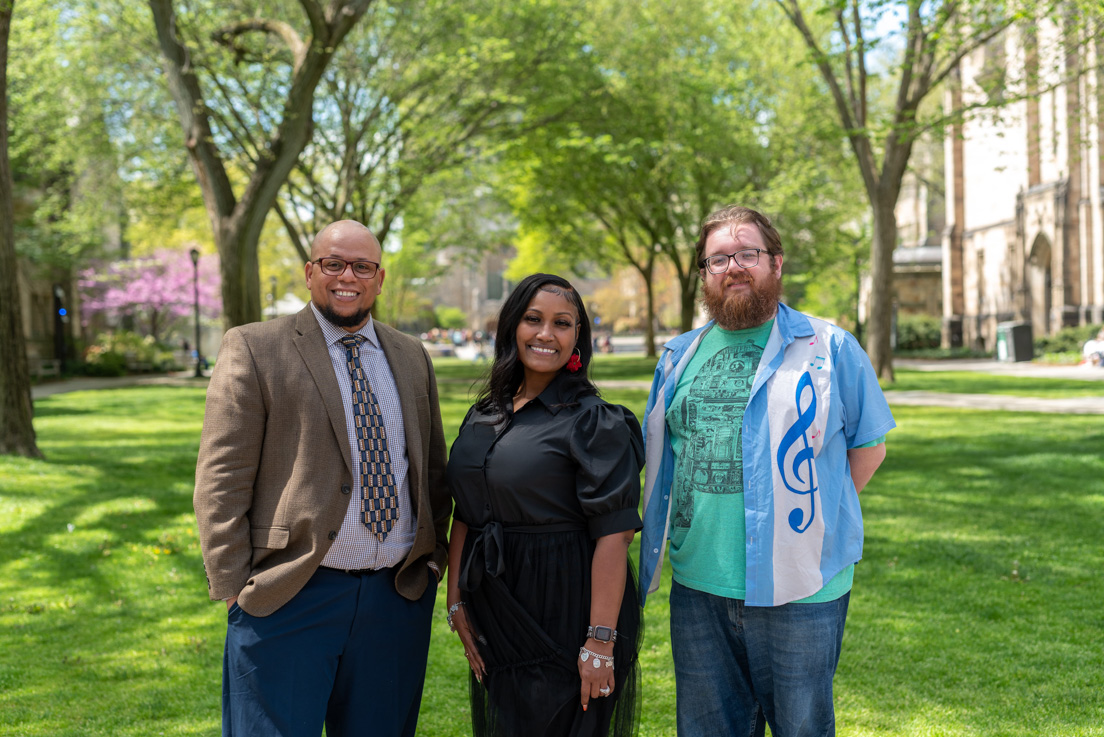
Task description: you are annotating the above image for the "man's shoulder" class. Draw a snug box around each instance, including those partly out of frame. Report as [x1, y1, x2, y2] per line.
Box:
[245, 312, 301, 331]
[223, 313, 302, 345]
[373, 319, 423, 348]
[778, 304, 854, 345]
[374, 320, 430, 367]
[662, 323, 712, 354]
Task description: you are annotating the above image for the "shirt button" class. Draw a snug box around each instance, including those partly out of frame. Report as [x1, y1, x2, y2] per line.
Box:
[328, 531, 338, 540]
[653, 548, 659, 553]
[341, 484, 351, 495]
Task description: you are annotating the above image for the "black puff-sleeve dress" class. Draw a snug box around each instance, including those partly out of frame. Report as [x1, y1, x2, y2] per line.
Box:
[447, 376, 644, 737]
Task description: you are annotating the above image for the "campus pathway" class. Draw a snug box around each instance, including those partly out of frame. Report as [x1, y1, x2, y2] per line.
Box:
[31, 373, 210, 399]
[31, 359, 1104, 414]
[886, 358, 1104, 414]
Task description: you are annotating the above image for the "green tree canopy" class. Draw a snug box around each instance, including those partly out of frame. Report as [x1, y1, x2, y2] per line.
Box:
[500, 0, 865, 354]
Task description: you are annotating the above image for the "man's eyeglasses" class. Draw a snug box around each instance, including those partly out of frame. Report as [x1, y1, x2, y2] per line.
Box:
[699, 249, 766, 274]
[313, 257, 380, 279]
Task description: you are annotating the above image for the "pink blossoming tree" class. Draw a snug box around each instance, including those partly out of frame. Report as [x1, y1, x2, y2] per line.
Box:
[79, 248, 221, 342]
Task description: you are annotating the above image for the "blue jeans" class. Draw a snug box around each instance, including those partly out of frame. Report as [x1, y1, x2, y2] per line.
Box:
[670, 580, 850, 737]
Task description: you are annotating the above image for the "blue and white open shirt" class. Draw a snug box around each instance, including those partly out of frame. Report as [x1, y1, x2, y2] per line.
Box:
[639, 304, 895, 606]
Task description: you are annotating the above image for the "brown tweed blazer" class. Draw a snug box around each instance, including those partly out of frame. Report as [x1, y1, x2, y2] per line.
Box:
[194, 306, 450, 617]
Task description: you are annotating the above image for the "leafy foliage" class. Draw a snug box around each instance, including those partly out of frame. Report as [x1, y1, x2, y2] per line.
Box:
[80, 330, 180, 376]
[434, 306, 468, 331]
[1034, 323, 1104, 356]
[500, 0, 866, 349]
[894, 313, 942, 351]
[277, 0, 588, 255]
[7, 0, 126, 266]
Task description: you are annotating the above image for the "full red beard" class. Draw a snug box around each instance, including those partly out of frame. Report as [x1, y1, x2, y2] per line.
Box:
[701, 268, 782, 330]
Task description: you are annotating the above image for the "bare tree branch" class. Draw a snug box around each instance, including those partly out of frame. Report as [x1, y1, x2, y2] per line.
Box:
[212, 19, 306, 72]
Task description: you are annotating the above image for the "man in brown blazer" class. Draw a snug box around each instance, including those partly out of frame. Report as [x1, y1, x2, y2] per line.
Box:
[194, 220, 450, 737]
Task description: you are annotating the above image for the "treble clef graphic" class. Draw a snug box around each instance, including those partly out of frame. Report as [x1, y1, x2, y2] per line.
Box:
[776, 371, 817, 533]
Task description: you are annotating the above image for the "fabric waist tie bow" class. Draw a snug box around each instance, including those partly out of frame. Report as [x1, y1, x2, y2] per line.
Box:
[457, 520, 586, 592]
[458, 521, 505, 593]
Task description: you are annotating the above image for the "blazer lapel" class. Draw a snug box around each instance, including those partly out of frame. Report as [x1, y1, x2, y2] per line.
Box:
[292, 307, 353, 475]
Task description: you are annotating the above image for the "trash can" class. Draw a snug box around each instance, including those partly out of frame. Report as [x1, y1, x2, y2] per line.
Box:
[995, 321, 1033, 362]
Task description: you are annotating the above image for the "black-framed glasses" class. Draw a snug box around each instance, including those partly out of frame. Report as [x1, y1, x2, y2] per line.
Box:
[313, 257, 380, 279]
[699, 249, 766, 274]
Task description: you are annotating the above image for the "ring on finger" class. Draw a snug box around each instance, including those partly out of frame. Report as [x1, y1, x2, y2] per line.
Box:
[599, 686, 611, 695]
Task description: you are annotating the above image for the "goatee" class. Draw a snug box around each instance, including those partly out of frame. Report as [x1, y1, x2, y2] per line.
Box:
[318, 303, 372, 329]
[702, 270, 782, 330]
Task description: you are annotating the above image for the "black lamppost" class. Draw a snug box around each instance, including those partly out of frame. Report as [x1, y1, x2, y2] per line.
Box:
[189, 247, 202, 378]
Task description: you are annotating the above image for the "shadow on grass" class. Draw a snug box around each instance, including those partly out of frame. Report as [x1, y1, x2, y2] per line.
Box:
[840, 407, 1104, 736]
[1, 387, 219, 736]
[31, 405, 101, 418]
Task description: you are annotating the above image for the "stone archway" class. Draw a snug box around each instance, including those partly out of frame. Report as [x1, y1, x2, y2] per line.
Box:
[1026, 233, 1052, 335]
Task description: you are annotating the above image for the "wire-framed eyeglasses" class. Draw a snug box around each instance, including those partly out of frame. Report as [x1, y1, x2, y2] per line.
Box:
[313, 257, 380, 279]
[699, 249, 766, 274]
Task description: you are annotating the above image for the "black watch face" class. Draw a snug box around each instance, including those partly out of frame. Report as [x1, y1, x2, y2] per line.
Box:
[594, 626, 613, 642]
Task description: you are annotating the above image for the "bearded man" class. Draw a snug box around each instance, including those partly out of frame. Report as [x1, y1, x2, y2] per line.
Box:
[638, 205, 895, 737]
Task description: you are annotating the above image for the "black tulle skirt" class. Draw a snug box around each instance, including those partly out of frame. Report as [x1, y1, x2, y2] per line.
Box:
[460, 527, 641, 737]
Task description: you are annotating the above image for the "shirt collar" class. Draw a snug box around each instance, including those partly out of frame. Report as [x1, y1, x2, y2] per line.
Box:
[526, 372, 579, 416]
[309, 302, 379, 349]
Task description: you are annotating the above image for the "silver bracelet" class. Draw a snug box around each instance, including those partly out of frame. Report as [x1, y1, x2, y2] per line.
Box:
[447, 601, 464, 632]
[578, 646, 614, 669]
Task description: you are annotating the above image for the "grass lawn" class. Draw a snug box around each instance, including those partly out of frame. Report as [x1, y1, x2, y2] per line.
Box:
[1, 360, 1102, 735]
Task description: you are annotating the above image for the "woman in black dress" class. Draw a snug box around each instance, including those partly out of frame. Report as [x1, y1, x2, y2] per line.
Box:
[446, 274, 644, 737]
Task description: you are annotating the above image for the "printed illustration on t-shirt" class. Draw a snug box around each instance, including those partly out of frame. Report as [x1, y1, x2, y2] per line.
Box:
[668, 343, 758, 529]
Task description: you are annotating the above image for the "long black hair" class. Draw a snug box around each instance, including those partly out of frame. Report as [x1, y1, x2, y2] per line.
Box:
[474, 273, 597, 419]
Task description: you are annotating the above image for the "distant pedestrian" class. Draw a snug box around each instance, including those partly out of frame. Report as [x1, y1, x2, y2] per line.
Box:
[1083, 329, 1104, 368]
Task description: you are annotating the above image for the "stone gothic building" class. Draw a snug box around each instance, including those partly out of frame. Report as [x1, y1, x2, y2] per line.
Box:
[941, 17, 1103, 349]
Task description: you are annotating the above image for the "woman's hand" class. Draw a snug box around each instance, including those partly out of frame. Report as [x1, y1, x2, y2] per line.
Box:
[451, 603, 487, 681]
[578, 639, 615, 711]
[579, 529, 633, 710]
[447, 518, 486, 681]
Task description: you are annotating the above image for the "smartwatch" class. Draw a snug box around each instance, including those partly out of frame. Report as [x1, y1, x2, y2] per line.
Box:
[587, 625, 618, 643]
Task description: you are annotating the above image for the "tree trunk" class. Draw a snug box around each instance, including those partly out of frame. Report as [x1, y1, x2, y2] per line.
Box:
[641, 265, 657, 358]
[678, 269, 698, 333]
[867, 193, 897, 381]
[216, 217, 262, 329]
[0, 0, 43, 459]
[624, 253, 658, 358]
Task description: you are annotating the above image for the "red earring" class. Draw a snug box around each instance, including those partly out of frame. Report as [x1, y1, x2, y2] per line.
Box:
[566, 348, 583, 373]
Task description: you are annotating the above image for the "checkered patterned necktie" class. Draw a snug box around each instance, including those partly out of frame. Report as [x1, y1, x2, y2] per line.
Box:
[339, 335, 398, 541]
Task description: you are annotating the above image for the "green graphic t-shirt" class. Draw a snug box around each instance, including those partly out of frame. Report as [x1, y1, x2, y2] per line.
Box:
[666, 320, 854, 602]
